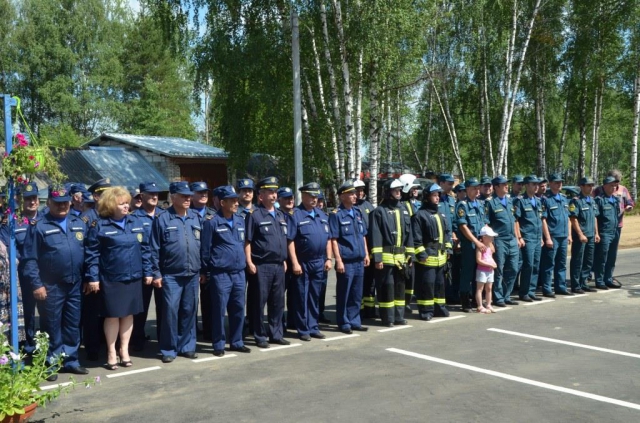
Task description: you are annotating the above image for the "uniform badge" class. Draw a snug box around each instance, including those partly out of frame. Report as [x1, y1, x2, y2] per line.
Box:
[194, 229, 200, 240]
[137, 233, 143, 242]
[240, 232, 245, 241]
[325, 224, 329, 233]
[75, 232, 83, 241]
[568, 204, 576, 212]
[26, 184, 33, 192]
[265, 227, 269, 231]
[457, 208, 465, 217]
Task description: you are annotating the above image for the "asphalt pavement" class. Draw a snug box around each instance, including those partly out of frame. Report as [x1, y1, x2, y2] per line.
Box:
[32, 249, 640, 423]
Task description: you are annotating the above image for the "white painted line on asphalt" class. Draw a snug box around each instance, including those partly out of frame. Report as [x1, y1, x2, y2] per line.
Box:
[428, 315, 466, 323]
[259, 343, 302, 352]
[560, 294, 589, 299]
[524, 299, 555, 306]
[492, 307, 513, 312]
[632, 284, 640, 288]
[594, 289, 620, 294]
[378, 325, 413, 333]
[322, 334, 360, 342]
[387, 348, 640, 411]
[487, 328, 640, 359]
[193, 354, 237, 363]
[105, 366, 161, 379]
[39, 382, 73, 391]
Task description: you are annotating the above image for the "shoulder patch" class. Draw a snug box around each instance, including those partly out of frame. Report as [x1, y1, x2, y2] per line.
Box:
[91, 220, 97, 227]
[457, 207, 465, 217]
[206, 215, 214, 220]
[568, 203, 576, 213]
[81, 216, 89, 223]
[332, 209, 338, 214]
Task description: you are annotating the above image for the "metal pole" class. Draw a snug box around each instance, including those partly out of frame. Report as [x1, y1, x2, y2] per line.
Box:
[292, 9, 303, 204]
[3, 94, 19, 352]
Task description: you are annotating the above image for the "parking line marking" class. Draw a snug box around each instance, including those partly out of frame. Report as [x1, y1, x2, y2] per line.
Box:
[524, 299, 555, 306]
[428, 315, 466, 323]
[259, 343, 302, 352]
[193, 354, 237, 363]
[593, 289, 619, 294]
[487, 328, 640, 359]
[40, 382, 73, 391]
[492, 307, 512, 312]
[106, 366, 161, 379]
[560, 294, 589, 299]
[378, 325, 413, 333]
[632, 284, 640, 288]
[322, 334, 360, 342]
[387, 348, 640, 411]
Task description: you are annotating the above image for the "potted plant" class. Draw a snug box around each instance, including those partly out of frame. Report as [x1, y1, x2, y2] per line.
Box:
[0, 322, 98, 422]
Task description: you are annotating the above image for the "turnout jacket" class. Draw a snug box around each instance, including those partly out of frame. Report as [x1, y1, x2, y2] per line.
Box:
[370, 200, 414, 267]
[412, 206, 452, 268]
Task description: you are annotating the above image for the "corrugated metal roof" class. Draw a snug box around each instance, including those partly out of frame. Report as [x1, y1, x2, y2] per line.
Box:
[57, 148, 170, 191]
[86, 133, 228, 159]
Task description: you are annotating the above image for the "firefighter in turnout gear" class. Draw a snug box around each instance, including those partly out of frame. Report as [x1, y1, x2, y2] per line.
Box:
[354, 180, 376, 319]
[369, 179, 414, 327]
[412, 182, 452, 321]
[399, 174, 420, 315]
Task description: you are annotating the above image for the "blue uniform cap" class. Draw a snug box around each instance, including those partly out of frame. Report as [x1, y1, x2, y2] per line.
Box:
[277, 187, 293, 198]
[548, 173, 564, 182]
[190, 181, 209, 192]
[20, 182, 40, 197]
[88, 178, 111, 193]
[511, 175, 524, 184]
[564, 186, 580, 196]
[139, 181, 161, 193]
[578, 176, 595, 186]
[480, 176, 492, 185]
[523, 175, 540, 184]
[48, 185, 71, 202]
[215, 185, 238, 200]
[538, 177, 549, 184]
[491, 175, 509, 185]
[169, 181, 193, 195]
[318, 191, 325, 200]
[257, 176, 279, 190]
[83, 191, 95, 203]
[299, 182, 321, 196]
[69, 184, 86, 196]
[464, 177, 480, 187]
[130, 188, 141, 198]
[237, 178, 255, 190]
[602, 176, 619, 185]
[337, 180, 356, 194]
[454, 183, 465, 193]
[438, 173, 455, 183]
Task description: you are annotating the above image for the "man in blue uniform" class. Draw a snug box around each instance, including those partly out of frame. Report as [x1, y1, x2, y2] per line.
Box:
[131, 181, 166, 351]
[330, 180, 370, 333]
[151, 182, 202, 363]
[0, 182, 41, 353]
[277, 186, 296, 330]
[287, 182, 332, 341]
[540, 173, 573, 296]
[455, 177, 486, 311]
[22, 185, 89, 380]
[593, 176, 620, 290]
[236, 178, 256, 217]
[317, 189, 331, 322]
[513, 175, 545, 302]
[69, 185, 85, 217]
[245, 177, 290, 348]
[484, 176, 520, 307]
[201, 186, 251, 356]
[569, 177, 600, 294]
[354, 180, 376, 320]
[510, 175, 524, 198]
[190, 182, 216, 219]
[478, 176, 493, 205]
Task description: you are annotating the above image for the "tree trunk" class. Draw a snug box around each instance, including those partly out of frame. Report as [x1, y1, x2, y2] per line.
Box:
[368, 66, 381, 206]
[480, 81, 488, 176]
[559, 86, 571, 175]
[385, 91, 392, 165]
[535, 64, 546, 177]
[355, 49, 363, 180]
[320, 3, 345, 180]
[578, 83, 588, 178]
[424, 86, 433, 172]
[632, 70, 640, 200]
[591, 77, 604, 180]
[483, 49, 495, 175]
[331, 0, 354, 179]
[396, 90, 402, 169]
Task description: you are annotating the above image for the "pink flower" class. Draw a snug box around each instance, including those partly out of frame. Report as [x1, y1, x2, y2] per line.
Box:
[2, 152, 8, 158]
[0, 355, 8, 365]
[5, 208, 11, 215]
[16, 133, 26, 142]
[52, 191, 59, 197]
[34, 161, 40, 169]
[29, 155, 35, 160]
[16, 176, 23, 183]
[22, 217, 28, 225]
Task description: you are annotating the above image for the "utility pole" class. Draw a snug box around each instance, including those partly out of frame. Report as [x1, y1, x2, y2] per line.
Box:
[292, 8, 303, 203]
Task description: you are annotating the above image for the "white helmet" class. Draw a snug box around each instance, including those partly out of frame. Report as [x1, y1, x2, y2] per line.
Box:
[398, 173, 419, 194]
[353, 180, 366, 188]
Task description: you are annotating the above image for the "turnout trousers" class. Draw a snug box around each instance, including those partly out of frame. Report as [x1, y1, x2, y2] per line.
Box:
[540, 237, 568, 294]
[211, 270, 246, 350]
[361, 262, 377, 318]
[249, 263, 285, 343]
[414, 264, 448, 318]
[159, 274, 199, 357]
[374, 265, 405, 324]
[293, 258, 326, 336]
[336, 261, 364, 331]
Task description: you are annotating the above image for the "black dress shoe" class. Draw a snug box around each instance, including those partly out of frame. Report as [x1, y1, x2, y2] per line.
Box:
[341, 327, 353, 334]
[583, 287, 597, 293]
[504, 300, 519, 305]
[213, 350, 225, 357]
[556, 291, 574, 296]
[351, 326, 369, 332]
[256, 341, 270, 349]
[529, 295, 542, 301]
[310, 332, 326, 339]
[572, 289, 586, 294]
[394, 319, 408, 325]
[383, 322, 394, 328]
[230, 345, 251, 353]
[605, 283, 621, 289]
[419, 313, 433, 321]
[179, 351, 198, 359]
[300, 334, 311, 341]
[162, 355, 175, 363]
[543, 293, 556, 298]
[67, 366, 89, 375]
[46, 373, 58, 382]
[269, 338, 291, 346]
[519, 296, 533, 302]
[404, 306, 413, 315]
[595, 285, 609, 290]
[494, 302, 507, 308]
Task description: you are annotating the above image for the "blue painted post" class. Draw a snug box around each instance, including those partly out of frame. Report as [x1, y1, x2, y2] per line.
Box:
[2, 94, 19, 352]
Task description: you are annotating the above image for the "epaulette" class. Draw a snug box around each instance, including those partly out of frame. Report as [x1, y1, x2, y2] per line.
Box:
[288, 210, 294, 215]
[205, 215, 214, 220]
[249, 209, 254, 214]
[332, 209, 338, 214]
[81, 216, 89, 223]
[91, 220, 97, 227]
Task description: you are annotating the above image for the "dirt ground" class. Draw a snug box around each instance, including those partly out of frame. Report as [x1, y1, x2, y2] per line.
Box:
[618, 215, 640, 248]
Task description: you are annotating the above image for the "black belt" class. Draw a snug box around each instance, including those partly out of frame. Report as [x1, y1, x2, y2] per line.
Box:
[382, 246, 406, 254]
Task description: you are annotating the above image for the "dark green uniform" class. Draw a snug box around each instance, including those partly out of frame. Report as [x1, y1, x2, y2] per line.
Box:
[455, 199, 485, 297]
[513, 194, 545, 299]
[484, 195, 518, 304]
[569, 194, 598, 291]
[593, 194, 619, 288]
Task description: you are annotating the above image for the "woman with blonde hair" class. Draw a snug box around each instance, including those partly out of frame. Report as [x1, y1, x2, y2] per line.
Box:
[85, 186, 153, 370]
